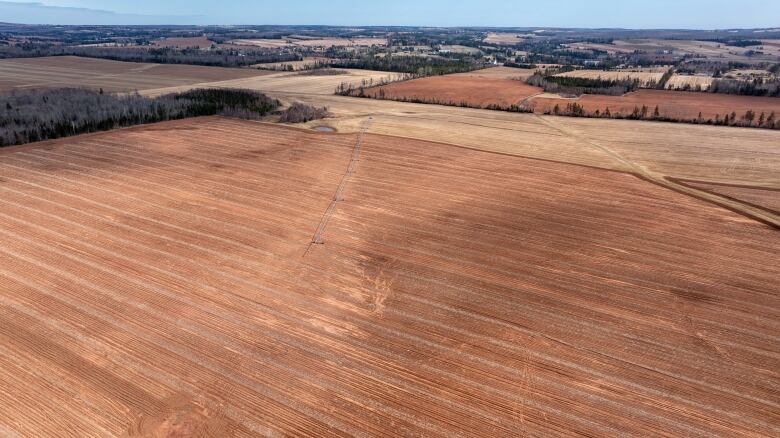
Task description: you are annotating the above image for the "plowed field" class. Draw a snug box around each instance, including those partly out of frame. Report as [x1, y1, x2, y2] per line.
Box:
[362, 75, 542, 107]
[676, 179, 780, 214]
[0, 117, 777, 436]
[532, 89, 780, 120]
[0, 56, 271, 92]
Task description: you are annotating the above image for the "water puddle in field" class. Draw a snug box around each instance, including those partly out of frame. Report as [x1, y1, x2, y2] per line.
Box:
[313, 126, 336, 133]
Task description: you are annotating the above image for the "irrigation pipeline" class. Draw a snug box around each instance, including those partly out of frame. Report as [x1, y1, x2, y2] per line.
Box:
[304, 117, 372, 256]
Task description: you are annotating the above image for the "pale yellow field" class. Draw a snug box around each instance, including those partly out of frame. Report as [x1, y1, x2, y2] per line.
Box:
[276, 93, 779, 185]
[439, 45, 482, 55]
[554, 69, 666, 87]
[666, 74, 715, 90]
[141, 69, 396, 97]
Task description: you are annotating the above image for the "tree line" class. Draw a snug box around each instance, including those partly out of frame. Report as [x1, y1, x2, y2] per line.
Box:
[547, 102, 779, 129]
[707, 78, 780, 97]
[329, 55, 483, 75]
[0, 45, 301, 68]
[0, 88, 279, 147]
[526, 73, 641, 96]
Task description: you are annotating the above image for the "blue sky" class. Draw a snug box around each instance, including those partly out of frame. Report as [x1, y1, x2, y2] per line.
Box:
[1, 0, 779, 28]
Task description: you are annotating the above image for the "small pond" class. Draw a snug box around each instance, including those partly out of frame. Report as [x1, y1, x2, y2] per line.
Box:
[312, 126, 336, 133]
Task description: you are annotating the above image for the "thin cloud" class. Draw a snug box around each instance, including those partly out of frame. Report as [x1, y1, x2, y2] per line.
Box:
[0, 1, 203, 24]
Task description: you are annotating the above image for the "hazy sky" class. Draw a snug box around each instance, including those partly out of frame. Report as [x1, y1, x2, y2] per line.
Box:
[1, 0, 779, 28]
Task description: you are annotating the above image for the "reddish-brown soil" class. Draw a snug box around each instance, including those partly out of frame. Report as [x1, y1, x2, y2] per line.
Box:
[0, 117, 777, 436]
[532, 89, 780, 121]
[0, 56, 271, 92]
[363, 76, 542, 107]
[675, 179, 780, 214]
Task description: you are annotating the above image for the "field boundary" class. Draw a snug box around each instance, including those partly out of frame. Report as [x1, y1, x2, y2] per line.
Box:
[535, 115, 780, 229]
[670, 178, 780, 216]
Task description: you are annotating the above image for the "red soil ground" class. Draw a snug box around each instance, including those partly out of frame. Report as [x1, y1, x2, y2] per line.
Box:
[0, 117, 777, 436]
[0, 56, 271, 92]
[532, 89, 780, 121]
[676, 179, 780, 214]
[363, 76, 542, 108]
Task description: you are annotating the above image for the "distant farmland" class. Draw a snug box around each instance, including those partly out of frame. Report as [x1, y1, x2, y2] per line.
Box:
[531, 89, 780, 120]
[0, 117, 777, 436]
[352, 69, 780, 123]
[0, 56, 271, 92]
[230, 37, 387, 48]
[151, 36, 214, 49]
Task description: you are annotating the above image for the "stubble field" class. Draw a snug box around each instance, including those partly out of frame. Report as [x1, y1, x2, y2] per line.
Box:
[0, 117, 777, 436]
[141, 69, 395, 97]
[0, 56, 271, 92]
[285, 93, 780, 187]
[666, 74, 716, 90]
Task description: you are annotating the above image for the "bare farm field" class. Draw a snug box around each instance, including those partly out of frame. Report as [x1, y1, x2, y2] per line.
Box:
[531, 89, 780, 121]
[0, 56, 271, 92]
[0, 117, 777, 436]
[284, 93, 780, 187]
[361, 75, 542, 108]
[276, 93, 780, 226]
[454, 66, 538, 80]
